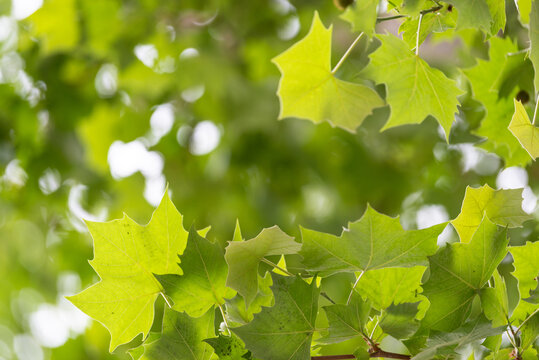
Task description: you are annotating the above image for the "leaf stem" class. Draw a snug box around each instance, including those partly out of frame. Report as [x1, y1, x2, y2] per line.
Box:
[321, 292, 336, 304]
[376, 14, 407, 22]
[415, 12, 424, 56]
[533, 93, 539, 125]
[218, 303, 231, 334]
[516, 307, 539, 334]
[161, 292, 173, 308]
[331, 32, 365, 74]
[347, 270, 365, 305]
[260, 257, 294, 276]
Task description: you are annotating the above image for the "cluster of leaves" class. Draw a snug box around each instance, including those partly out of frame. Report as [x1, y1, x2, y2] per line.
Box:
[63, 0, 539, 359]
[68, 185, 539, 359]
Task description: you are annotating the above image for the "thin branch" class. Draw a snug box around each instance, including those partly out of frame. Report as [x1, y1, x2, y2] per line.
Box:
[533, 93, 539, 125]
[311, 356, 355, 359]
[347, 270, 365, 305]
[332, 32, 365, 74]
[260, 257, 294, 276]
[369, 349, 411, 359]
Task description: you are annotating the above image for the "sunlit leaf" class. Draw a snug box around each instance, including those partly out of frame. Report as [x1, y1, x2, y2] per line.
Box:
[67, 191, 188, 351]
[272, 12, 384, 132]
[363, 34, 463, 139]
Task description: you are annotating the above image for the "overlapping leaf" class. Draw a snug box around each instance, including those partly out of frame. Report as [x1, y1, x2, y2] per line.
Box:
[272, 12, 384, 132]
[354, 266, 426, 311]
[225, 225, 299, 306]
[67, 191, 188, 351]
[421, 217, 508, 331]
[480, 270, 509, 327]
[399, 6, 457, 51]
[320, 292, 371, 343]
[139, 308, 215, 360]
[340, 0, 378, 36]
[156, 228, 235, 317]
[509, 99, 539, 159]
[466, 37, 530, 166]
[363, 34, 463, 139]
[451, 184, 531, 243]
[300, 205, 444, 276]
[510, 241, 539, 320]
[233, 274, 319, 360]
[412, 315, 505, 360]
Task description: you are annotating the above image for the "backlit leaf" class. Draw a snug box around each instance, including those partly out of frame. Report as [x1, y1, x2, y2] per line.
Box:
[422, 217, 508, 331]
[225, 225, 299, 306]
[232, 274, 319, 360]
[363, 34, 463, 139]
[157, 228, 235, 317]
[272, 12, 384, 132]
[451, 184, 531, 243]
[67, 191, 188, 351]
[508, 99, 539, 159]
[300, 204, 444, 276]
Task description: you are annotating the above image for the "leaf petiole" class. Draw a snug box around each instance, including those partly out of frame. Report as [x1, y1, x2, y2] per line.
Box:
[331, 32, 365, 74]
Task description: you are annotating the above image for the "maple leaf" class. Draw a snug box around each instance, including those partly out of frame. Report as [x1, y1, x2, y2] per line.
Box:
[421, 217, 508, 331]
[272, 12, 384, 132]
[451, 184, 532, 243]
[67, 191, 188, 351]
[225, 225, 299, 306]
[363, 34, 463, 140]
[508, 99, 539, 159]
[300, 204, 445, 276]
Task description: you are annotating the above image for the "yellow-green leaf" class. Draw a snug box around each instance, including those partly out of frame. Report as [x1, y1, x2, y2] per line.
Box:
[509, 99, 539, 159]
[67, 191, 188, 351]
[272, 12, 384, 132]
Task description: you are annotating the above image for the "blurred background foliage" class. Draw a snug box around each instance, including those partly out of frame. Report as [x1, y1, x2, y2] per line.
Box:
[1, 0, 539, 359]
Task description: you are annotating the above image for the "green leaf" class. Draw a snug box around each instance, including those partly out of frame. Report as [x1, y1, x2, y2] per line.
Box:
[485, 0, 506, 36]
[450, 184, 531, 243]
[204, 334, 248, 359]
[445, 0, 492, 32]
[320, 292, 371, 343]
[530, 0, 539, 91]
[388, 0, 428, 15]
[225, 273, 274, 325]
[67, 191, 188, 351]
[363, 34, 463, 139]
[156, 227, 235, 317]
[524, 279, 539, 304]
[139, 308, 215, 360]
[412, 315, 505, 360]
[379, 302, 420, 339]
[510, 242, 539, 320]
[465, 37, 530, 166]
[421, 217, 508, 331]
[399, 7, 457, 51]
[508, 99, 539, 159]
[232, 274, 319, 360]
[491, 51, 534, 99]
[300, 204, 445, 276]
[340, 0, 378, 36]
[272, 12, 384, 132]
[225, 225, 299, 306]
[520, 311, 539, 350]
[354, 266, 426, 311]
[480, 270, 509, 327]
